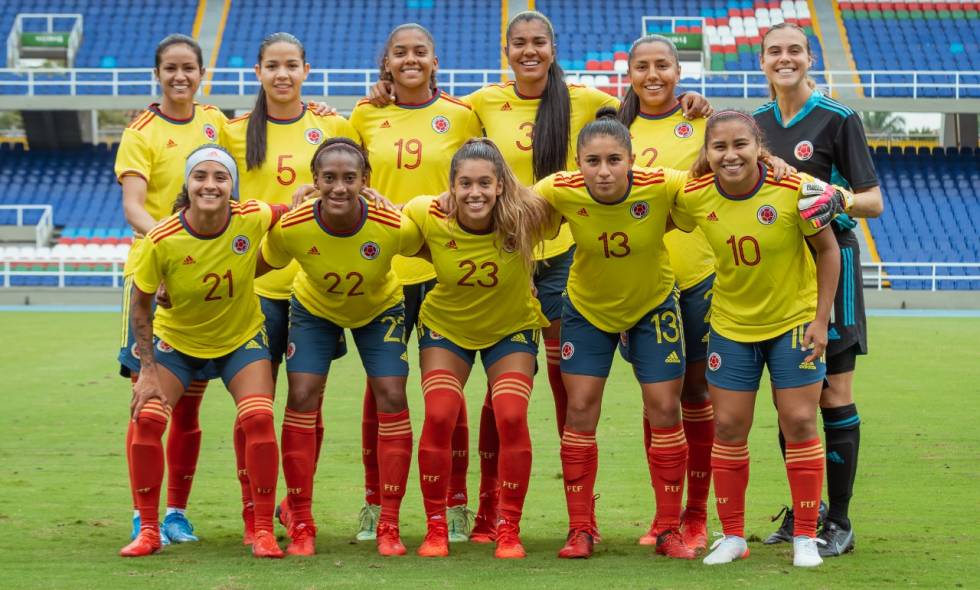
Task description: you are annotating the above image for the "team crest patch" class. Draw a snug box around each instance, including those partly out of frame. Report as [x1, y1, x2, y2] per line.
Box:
[707, 352, 722, 371]
[429, 329, 444, 341]
[286, 342, 296, 360]
[156, 339, 174, 353]
[131, 343, 140, 359]
[305, 128, 324, 145]
[674, 121, 694, 139]
[794, 140, 814, 161]
[431, 115, 450, 134]
[561, 341, 575, 360]
[757, 205, 777, 225]
[360, 241, 380, 260]
[202, 123, 217, 141]
[630, 201, 649, 219]
[232, 235, 250, 255]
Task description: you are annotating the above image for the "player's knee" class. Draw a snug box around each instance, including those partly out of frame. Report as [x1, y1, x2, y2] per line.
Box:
[493, 406, 528, 439]
[713, 412, 750, 442]
[286, 384, 321, 413]
[645, 395, 680, 424]
[680, 378, 709, 404]
[373, 384, 408, 414]
[820, 380, 853, 408]
[779, 410, 818, 441]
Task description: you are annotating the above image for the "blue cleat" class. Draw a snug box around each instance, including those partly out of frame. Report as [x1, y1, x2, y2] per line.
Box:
[131, 513, 171, 545]
[161, 512, 199, 543]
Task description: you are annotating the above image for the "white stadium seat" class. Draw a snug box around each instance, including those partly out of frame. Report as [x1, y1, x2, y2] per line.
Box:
[614, 59, 628, 74]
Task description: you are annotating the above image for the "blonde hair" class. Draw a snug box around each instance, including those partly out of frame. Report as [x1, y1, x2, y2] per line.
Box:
[761, 22, 818, 99]
[448, 138, 551, 272]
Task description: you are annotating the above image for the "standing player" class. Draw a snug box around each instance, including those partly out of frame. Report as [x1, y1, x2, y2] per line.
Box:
[349, 23, 482, 543]
[754, 23, 883, 556]
[220, 32, 360, 544]
[121, 145, 287, 559]
[671, 110, 842, 568]
[259, 138, 422, 556]
[404, 138, 555, 559]
[535, 110, 693, 560]
[115, 34, 227, 545]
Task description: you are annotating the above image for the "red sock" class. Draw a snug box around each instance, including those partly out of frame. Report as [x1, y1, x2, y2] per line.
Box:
[711, 439, 749, 537]
[544, 339, 567, 437]
[560, 428, 598, 531]
[236, 396, 278, 532]
[361, 383, 380, 506]
[233, 417, 251, 509]
[642, 408, 654, 495]
[378, 409, 413, 525]
[491, 372, 533, 524]
[476, 386, 499, 521]
[130, 399, 171, 530]
[281, 408, 317, 527]
[313, 390, 325, 471]
[648, 423, 688, 531]
[418, 370, 463, 520]
[681, 401, 714, 519]
[127, 375, 138, 509]
[448, 401, 469, 507]
[165, 380, 205, 510]
[786, 438, 825, 537]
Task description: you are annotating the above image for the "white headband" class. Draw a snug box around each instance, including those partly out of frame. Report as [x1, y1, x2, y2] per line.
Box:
[185, 146, 239, 196]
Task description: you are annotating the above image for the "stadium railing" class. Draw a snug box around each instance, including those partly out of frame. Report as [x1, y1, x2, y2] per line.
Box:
[0, 258, 124, 288]
[0, 204, 53, 247]
[862, 262, 980, 291]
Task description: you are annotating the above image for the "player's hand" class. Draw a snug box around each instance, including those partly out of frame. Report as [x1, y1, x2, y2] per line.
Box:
[361, 187, 400, 210]
[764, 155, 797, 181]
[801, 320, 828, 363]
[131, 370, 165, 420]
[679, 92, 713, 119]
[292, 183, 317, 209]
[798, 180, 854, 230]
[155, 283, 172, 309]
[368, 79, 395, 107]
[307, 100, 338, 116]
[435, 191, 453, 214]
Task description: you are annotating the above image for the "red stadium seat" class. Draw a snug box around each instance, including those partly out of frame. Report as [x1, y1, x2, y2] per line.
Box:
[614, 51, 628, 61]
[690, 25, 702, 33]
[676, 25, 689, 33]
[586, 60, 601, 71]
[600, 60, 613, 71]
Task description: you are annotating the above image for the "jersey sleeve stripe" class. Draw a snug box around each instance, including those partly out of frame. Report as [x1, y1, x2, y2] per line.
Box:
[438, 92, 473, 110]
[117, 170, 148, 182]
[228, 113, 251, 124]
[428, 202, 447, 219]
[367, 214, 401, 229]
[684, 177, 715, 193]
[368, 206, 402, 222]
[281, 212, 316, 228]
[356, 98, 372, 107]
[633, 178, 665, 186]
[149, 224, 184, 243]
[126, 110, 152, 129]
[134, 113, 156, 131]
[752, 102, 776, 116]
[764, 180, 801, 190]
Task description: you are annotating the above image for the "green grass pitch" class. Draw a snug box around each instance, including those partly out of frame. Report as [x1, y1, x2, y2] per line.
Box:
[0, 313, 978, 589]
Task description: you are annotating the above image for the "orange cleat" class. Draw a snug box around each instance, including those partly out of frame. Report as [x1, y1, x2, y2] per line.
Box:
[655, 529, 697, 560]
[416, 520, 449, 558]
[557, 528, 595, 559]
[494, 520, 526, 559]
[285, 522, 316, 556]
[469, 512, 497, 544]
[680, 513, 708, 552]
[276, 497, 292, 530]
[241, 503, 256, 546]
[120, 528, 162, 557]
[638, 518, 659, 546]
[251, 530, 284, 559]
[376, 522, 407, 556]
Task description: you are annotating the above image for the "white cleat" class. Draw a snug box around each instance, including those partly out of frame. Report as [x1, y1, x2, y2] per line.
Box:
[703, 535, 749, 565]
[793, 535, 825, 567]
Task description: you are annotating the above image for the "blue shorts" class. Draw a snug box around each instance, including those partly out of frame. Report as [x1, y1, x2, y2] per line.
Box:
[679, 274, 714, 363]
[403, 279, 437, 342]
[534, 247, 574, 322]
[259, 296, 290, 362]
[705, 324, 827, 391]
[562, 291, 686, 384]
[418, 324, 539, 370]
[153, 329, 271, 391]
[286, 298, 409, 378]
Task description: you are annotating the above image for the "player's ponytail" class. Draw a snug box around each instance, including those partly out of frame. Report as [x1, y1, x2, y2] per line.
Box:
[577, 106, 633, 156]
[246, 32, 306, 170]
[761, 22, 818, 100]
[448, 138, 552, 272]
[618, 35, 681, 129]
[691, 109, 774, 178]
[507, 11, 571, 181]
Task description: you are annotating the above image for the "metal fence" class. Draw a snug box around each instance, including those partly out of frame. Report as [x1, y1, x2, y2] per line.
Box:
[862, 262, 980, 291]
[0, 204, 53, 247]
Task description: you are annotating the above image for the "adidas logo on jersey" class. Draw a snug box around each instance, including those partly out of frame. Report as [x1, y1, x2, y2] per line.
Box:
[307, 246, 320, 256]
[166, 139, 178, 148]
[665, 350, 681, 364]
[245, 339, 262, 350]
[577, 208, 589, 217]
[501, 102, 512, 111]
[380, 120, 391, 128]
[707, 211, 719, 221]
[798, 360, 817, 370]
[445, 239, 458, 249]
[182, 255, 195, 265]
[510, 333, 528, 344]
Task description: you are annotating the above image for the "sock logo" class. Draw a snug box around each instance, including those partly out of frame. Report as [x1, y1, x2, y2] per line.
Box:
[286, 487, 303, 495]
[255, 487, 273, 495]
[827, 451, 845, 464]
[799, 500, 818, 509]
[362, 448, 373, 456]
[690, 470, 709, 479]
[663, 484, 681, 493]
[565, 484, 583, 493]
[451, 449, 468, 457]
[502, 481, 520, 490]
[383, 484, 401, 492]
[421, 474, 440, 482]
[479, 450, 496, 459]
[717, 497, 728, 504]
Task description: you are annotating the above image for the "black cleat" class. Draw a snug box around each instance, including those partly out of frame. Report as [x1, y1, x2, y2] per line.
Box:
[764, 501, 828, 545]
[817, 520, 855, 557]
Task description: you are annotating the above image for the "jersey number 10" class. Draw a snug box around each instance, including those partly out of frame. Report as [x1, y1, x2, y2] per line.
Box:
[726, 235, 761, 266]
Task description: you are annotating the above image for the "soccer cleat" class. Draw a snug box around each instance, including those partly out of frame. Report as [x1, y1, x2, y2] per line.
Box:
[120, 528, 162, 557]
[680, 512, 709, 552]
[417, 520, 450, 558]
[494, 520, 526, 559]
[637, 519, 659, 546]
[655, 529, 697, 560]
[285, 523, 316, 557]
[469, 512, 496, 543]
[355, 503, 380, 541]
[130, 514, 170, 545]
[275, 497, 292, 530]
[251, 530, 285, 559]
[241, 504, 256, 545]
[817, 520, 855, 557]
[161, 512, 199, 543]
[764, 501, 828, 545]
[793, 535, 825, 567]
[702, 535, 749, 565]
[376, 522, 407, 557]
[447, 505, 473, 543]
[557, 528, 595, 559]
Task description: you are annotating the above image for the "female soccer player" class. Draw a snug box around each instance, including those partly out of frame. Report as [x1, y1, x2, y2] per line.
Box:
[348, 23, 482, 543]
[671, 110, 842, 567]
[220, 32, 360, 542]
[404, 138, 555, 559]
[753, 23, 883, 556]
[259, 138, 421, 557]
[120, 145, 287, 559]
[115, 33, 227, 545]
[535, 109, 693, 560]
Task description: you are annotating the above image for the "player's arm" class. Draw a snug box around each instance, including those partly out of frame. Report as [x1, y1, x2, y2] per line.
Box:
[833, 113, 884, 218]
[802, 227, 841, 362]
[677, 92, 713, 119]
[121, 175, 158, 236]
[130, 285, 163, 418]
[258, 222, 292, 277]
[761, 154, 796, 181]
[847, 185, 884, 218]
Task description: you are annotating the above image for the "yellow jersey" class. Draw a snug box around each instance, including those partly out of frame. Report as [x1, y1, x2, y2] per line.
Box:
[133, 200, 279, 358]
[349, 91, 482, 285]
[221, 104, 361, 300]
[671, 166, 825, 342]
[535, 167, 686, 333]
[627, 105, 715, 290]
[261, 198, 424, 328]
[115, 102, 227, 275]
[467, 82, 620, 260]
[402, 195, 550, 349]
